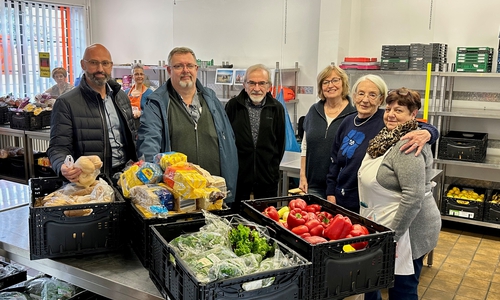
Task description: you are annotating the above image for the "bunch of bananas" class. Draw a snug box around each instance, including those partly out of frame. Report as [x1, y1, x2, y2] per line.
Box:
[491, 193, 500, 204]
[446, 186, 485, 202]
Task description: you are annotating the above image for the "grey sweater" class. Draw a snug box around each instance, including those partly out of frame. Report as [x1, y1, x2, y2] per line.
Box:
[376, 140, 442, 259]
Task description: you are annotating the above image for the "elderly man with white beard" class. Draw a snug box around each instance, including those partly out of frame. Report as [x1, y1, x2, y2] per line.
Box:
[225, 64, 286, 208]
[137, 46, 238, 206]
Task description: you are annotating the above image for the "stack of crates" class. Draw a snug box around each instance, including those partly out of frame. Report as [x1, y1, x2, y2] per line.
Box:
[456, 47, 493, 73]
[380, 45, 409, 70]
[409, 43, 448, 71]
[497, 41, 500, 73]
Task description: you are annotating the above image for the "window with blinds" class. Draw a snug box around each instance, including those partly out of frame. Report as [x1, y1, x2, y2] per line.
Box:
[1, 0, 87, 97]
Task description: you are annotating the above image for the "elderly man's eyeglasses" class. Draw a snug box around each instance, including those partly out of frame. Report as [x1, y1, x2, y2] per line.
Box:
[171, 64, 198, 71]
[322, 77, 341, 86]
[84, 60, 113, 68]
[356, 91, 381, 101]
[246, 81, 269, 88]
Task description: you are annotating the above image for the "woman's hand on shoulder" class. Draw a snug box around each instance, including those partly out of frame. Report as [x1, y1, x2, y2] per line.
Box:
[400, 130, 430, 156]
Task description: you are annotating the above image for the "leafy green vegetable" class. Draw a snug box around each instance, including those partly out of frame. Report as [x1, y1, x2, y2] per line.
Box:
[251, 230, 273, 257]
[229, 224, 273, 257]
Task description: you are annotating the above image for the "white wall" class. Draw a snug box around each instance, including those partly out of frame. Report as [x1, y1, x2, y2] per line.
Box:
[89, 0, 325, 117]
[87, 0, 500, 118]
[168, 0, 322, 116]
[88, 0, 174, 65]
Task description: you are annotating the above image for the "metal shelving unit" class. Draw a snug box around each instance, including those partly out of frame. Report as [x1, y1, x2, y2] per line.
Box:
[430, 70, 500, 228]
[198, 62, 300, 131]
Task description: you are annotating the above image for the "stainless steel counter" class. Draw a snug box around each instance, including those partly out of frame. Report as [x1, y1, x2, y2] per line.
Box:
[279, 151, 302, 195]
[0, 205, 163, 300]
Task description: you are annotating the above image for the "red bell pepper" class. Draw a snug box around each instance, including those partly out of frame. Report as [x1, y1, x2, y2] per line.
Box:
[349, 224, 369, 250]
[300, 232, 311, 238]
[306, 212, 318, 222]
[279, 219, 289, 228]
[304, 236, 328, 245]
[305, 219, 321, 231]
[263, 206, 280, 222]
[339, 216, 353, 239]
[324, 214, 353, 240]
[287, 209, 307, 229]
[317, 212, 332, 227]
[291, 225, 309, 235]
[289, 198, 307, 210]
[305, 204, 322, 213]
[309, 225, 324, 237]
[350, 224, 369, 236]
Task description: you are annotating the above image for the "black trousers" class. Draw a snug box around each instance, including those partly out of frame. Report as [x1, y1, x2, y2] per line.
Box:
[233, 182, 279, 211]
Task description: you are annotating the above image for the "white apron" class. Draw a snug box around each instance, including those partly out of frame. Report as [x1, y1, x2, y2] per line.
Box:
[358, 151, 414, 275]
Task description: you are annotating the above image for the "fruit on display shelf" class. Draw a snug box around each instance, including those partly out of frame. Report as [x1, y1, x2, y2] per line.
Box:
[446, 186, 484, 202]
[491, 193, 500, 204]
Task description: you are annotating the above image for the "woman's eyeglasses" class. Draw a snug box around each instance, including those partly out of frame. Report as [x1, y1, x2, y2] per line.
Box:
[322, 77, 341, 86]
[356, 91, 380, 101]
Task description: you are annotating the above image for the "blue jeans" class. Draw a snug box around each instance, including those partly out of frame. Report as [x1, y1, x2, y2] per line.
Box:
[365, 255, 424, 300]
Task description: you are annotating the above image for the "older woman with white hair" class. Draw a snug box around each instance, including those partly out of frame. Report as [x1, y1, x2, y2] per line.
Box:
[325, 74, 439, 213]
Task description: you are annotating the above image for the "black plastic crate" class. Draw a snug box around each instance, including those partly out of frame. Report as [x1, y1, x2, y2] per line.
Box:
[0, 158, 10, 176]
[0, 106, 9, 124]
[484, 190, 500, 224]
[10, 155, 26, 179]
[149, 270, 168, 299]
[149, 214, 311, 300]
[10, 111, 43, 130]
[127, 202, 231, 268]
[40, 110, 52, 128]
[442, 185, 486, 220]
[0, 261, 27, 290]
[241, 195, 395, 300]
[33, 152, 56, 177]
[438, 131, 487, 163]
[28, 176, 127, 260]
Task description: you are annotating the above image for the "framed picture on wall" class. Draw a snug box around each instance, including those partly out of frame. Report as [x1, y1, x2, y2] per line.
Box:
[215, 68, 234, 85]
[234, 69, 246, 85]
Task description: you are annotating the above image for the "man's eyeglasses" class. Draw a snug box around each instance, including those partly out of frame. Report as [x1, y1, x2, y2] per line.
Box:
[84, 60, 113, 68]
[246, 81, 269, 88]
[322, 77, 341, 86]
[356, 91, 381, 101]
[171, 64, 198, 71]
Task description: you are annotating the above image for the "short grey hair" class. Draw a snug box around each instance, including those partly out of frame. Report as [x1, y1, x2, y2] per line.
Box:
[351, 74, 388, 99]
[243, 64, 272, 83]
[131, 63, 144, 74]
[168, 47, 197, 65]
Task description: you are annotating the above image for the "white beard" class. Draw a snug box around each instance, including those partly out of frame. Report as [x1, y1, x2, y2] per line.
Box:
[249, 93, 265, 103]
[179, 80, 194, 88]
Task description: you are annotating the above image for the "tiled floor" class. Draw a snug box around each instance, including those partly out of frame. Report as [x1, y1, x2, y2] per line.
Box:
[379, 221, 500, 300]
